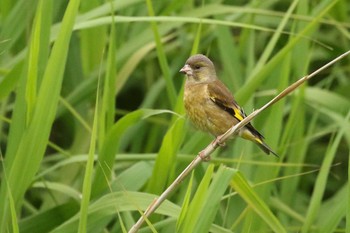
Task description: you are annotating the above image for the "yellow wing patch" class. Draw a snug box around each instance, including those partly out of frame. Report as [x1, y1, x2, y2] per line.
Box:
[233, 107, 244, 121]
[209, 96, 245, 122]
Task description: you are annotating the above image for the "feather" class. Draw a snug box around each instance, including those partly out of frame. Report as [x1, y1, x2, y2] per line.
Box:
[207, 80, 264, 139]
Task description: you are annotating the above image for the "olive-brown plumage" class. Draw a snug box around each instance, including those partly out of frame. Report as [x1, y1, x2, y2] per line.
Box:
[180, 54, 278, 156]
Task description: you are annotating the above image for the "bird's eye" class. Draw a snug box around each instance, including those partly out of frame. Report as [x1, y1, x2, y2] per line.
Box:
[194, 65, 201, 70]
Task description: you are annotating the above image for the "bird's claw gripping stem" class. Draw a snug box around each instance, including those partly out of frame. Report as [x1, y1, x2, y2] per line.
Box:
[214, 136, 225, 147]
[198, 150, 211, 161]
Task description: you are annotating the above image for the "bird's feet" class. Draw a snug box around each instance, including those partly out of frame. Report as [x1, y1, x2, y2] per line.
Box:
[214, 136, 225, 147]
[198, 150, 211, 161]
[198, 136, 226, 161]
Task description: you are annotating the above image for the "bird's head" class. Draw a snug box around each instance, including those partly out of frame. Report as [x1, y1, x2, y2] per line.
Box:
[180, 54, 217, 82]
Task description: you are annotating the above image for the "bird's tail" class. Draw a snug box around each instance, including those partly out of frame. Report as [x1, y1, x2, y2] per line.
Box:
[255, 138, 279, 157]
[240, 128, 279, 157]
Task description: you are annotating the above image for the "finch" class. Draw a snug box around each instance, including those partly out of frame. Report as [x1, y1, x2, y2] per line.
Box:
[180, 54, 278, 157]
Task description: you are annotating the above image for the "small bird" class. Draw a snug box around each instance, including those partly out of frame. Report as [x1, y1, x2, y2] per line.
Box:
[180, 54, 278, 157]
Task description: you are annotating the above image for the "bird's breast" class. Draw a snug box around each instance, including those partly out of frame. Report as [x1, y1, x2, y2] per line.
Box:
[184, 81, 238, 136]
[184, 82, 224, 135]
[183, 83, 210, 131]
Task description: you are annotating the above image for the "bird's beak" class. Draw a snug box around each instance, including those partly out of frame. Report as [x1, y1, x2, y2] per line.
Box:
[179, 64, 192, 76]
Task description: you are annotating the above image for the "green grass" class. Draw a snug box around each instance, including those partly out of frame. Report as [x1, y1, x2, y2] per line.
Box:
[0, 0, 350, 232]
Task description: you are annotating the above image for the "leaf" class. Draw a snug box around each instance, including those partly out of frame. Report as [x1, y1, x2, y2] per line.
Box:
[230, 171, 287, 233]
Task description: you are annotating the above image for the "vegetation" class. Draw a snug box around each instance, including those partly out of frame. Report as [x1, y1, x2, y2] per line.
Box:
[0, 0, 349, 232]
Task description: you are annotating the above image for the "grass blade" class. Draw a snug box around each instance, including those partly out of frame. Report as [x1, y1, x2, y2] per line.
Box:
[230, 171, 287, 233]
[78, 77, 100, 233]
[0, 0, 80, 229]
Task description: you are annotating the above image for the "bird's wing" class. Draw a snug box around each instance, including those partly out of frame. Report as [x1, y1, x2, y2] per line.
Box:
[207, 80, 264, 138]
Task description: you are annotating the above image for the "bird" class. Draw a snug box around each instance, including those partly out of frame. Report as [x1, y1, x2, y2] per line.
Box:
[180, 54, 278, 158]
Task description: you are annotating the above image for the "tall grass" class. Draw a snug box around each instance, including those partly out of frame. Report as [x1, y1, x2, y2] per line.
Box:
[0, 0, 349, 232]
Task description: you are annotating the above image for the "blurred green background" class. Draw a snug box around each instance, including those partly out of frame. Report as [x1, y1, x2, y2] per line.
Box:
[0, 0, 350, 232]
